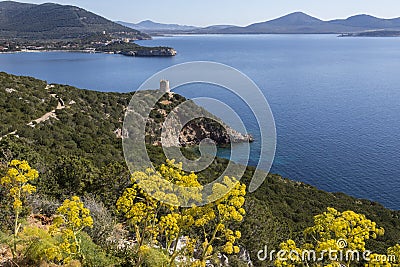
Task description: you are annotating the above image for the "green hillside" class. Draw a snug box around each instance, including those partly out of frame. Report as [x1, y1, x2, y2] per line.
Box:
[0, 72, 399, 266]
[0, 1, 148, 40]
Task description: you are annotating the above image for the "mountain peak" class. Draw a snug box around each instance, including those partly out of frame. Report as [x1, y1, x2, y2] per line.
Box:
[330, 14, 393, 29]
[275, 12, 322, 22]
[288, 11, 313, 17]
[254, 12, 323, 27]
[137, 20, 162, 26]
[0, 1, 147, 40]
[347, 14, 378, 19]
[140, 19, 155, 24]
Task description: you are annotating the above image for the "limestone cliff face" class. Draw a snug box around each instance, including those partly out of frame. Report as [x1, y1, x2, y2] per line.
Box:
[143, 92, 253, 147]
[178, 118, 254, 147]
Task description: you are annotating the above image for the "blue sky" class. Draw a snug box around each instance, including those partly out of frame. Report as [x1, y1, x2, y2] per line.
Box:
[17, 0, 400, 26]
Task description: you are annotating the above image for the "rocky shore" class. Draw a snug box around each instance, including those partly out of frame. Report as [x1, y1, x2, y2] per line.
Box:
[119, 47, 177, 57]
[177, 119, 254, 147]
[0, 48, 177, 57]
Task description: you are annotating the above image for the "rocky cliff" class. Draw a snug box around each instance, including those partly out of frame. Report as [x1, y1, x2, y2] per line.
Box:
[139, 91, 254, 147]
[0, 72, 251, 150]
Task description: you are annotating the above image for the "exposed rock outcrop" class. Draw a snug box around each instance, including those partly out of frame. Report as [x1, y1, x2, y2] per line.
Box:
[142, 91, 253, 147]
[178, 118, 254, 147]
[119, 47, 177, 57]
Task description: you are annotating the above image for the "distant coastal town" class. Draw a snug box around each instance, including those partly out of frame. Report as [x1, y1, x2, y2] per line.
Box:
[0, 31, 177, 57]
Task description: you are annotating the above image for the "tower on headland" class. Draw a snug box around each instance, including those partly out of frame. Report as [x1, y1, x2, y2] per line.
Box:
[159, 80, 170, 93]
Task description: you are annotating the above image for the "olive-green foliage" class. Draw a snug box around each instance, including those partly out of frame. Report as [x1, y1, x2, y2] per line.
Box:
[79, 232, 117, 267]
[19, 225, 59, 265]
[228, 255, 250, 267]
[1, 72, 400, 267]
[0, 175, 14, 231]
[96, 42, 173, 53]
[140, 247, 170, 267]
[233, 168, 400, 266]
[14, 226, 114, 267]
[0, 73, 58, 135]
[0, 230, 12, 253]
[0, 1, 146, 40]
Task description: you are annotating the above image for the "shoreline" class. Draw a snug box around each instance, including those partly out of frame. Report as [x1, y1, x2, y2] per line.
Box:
[1, 49, 104, 54]
[0, 48, 176, 57]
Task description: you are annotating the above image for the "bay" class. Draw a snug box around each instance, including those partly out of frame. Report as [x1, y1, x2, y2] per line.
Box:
[1, 34, 400, 209]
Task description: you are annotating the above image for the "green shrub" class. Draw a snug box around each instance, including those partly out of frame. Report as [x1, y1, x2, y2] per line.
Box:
[15, 225, 114, 267]
[140, 247, 170, 267]
[19, 225, 59, 265]
[79, 232, 117, 267]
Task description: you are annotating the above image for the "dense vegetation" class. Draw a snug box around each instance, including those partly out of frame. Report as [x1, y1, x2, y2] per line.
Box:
[96, 41, 177, 56]
[1, 72, 400, 266]
[0, 74, 57, 135]
[96, 42, 173, 53]
[0, 2, 176, 57]
[1, 159, 247, 266]
[0, 1, 147, 40]
[275, 208, 400, 267]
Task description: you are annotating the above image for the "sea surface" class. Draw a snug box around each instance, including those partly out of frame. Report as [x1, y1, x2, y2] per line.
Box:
[1, 34, 400, 209]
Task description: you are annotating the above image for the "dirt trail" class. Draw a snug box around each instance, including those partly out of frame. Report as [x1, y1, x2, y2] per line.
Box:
[1, 86, 66, 140]
[0, 130, 17, 141]
[27, 96, 65, 127]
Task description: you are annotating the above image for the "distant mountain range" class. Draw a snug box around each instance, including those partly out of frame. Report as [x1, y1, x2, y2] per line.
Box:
[1, 1, 399, 38]
[118, 12, 400, 34]
[116, 20, 200, 33]
[115, 20, 235, 34]
[0, 1, 148, 40]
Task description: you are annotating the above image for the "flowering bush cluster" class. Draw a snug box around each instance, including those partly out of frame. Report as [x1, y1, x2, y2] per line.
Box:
[0, 160, 38, 258]
[116, 159, 247, 266]
[274, 208, 400, 267]
[0, 161, 99, 266]
[47, 196, 94, 264]
[2, 158, 400, 267]
[1, 160, 39, 212]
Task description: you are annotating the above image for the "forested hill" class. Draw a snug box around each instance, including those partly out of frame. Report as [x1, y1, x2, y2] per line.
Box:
[1, 72, 400, 266]
[0, 1, 148, 40]
[0, 72, 249, 150]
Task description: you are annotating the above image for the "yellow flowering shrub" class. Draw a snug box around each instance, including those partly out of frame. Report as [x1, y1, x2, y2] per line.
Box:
[48, 196, 94, 264]
[190, 175, 246, 262]
[367, 253, 393, 267]
[275, 208, 385, 267]
[274, 239, 303, 267]
[0, 160, 39, 258]
[366, 244, 400, 267]
[116, 159, 246, 266]
[386, 244, 400, 266]
[1, 159, 38, 212]
[305, 208, 384, 252]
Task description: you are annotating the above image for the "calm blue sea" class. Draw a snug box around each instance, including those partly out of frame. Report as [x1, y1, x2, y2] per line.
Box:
[1, 34, 400, 210]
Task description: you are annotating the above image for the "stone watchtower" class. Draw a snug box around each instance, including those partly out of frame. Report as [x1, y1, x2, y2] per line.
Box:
[160, 80, 170, 93]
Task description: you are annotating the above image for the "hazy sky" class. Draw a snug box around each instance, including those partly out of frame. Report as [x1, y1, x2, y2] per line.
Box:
[16, 0, 400, 26]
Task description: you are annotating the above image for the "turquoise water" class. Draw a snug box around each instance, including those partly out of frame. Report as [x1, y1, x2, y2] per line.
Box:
[1, 34, 400, 209]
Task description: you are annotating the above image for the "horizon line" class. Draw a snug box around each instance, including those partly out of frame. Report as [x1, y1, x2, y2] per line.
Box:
[2, 1, 399, 28]
[120, 11, 400, 28]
